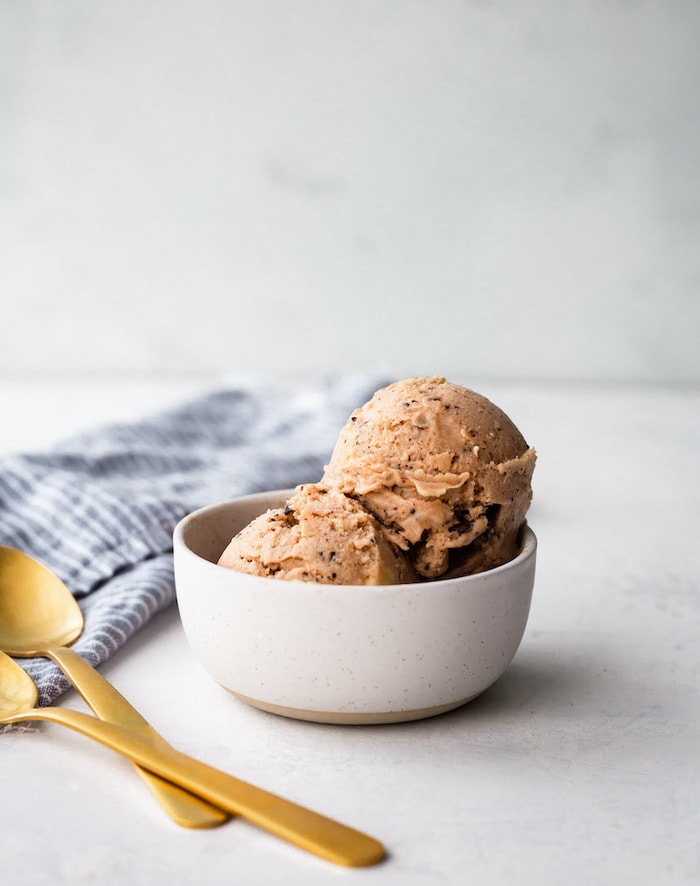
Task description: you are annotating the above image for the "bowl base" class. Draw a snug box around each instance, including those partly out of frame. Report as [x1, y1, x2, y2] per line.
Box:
[223, 687, 483, 725]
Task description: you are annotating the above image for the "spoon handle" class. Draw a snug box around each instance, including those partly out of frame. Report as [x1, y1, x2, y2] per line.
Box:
[4, 706, 384, 868]
[45, 647, 228, 829]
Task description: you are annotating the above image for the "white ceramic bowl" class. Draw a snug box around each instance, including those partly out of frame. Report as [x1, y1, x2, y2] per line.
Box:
[173, 489, 537, 725]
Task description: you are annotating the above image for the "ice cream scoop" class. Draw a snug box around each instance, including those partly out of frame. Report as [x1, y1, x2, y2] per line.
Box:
[218, 483, 415, 585]
[322, 377, 536, 578]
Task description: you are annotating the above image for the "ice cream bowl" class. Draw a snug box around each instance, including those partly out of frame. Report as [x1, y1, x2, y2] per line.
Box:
[173, 489, 537, 726]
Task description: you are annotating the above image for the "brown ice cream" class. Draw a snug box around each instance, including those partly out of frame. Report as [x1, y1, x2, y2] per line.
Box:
[322, 377, 536, 578]
[218, 483, 415, 585]
[218, 377, 535, 584]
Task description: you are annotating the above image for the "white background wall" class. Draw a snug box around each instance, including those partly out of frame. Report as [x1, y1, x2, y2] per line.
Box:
[2, 0, 698, 384]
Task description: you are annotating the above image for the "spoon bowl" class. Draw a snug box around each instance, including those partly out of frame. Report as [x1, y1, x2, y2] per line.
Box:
[0, 547, 83, 654]
[0, 647, 38, 715]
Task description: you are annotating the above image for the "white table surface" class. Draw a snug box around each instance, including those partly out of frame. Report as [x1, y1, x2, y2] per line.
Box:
[1, 377, 698, 886]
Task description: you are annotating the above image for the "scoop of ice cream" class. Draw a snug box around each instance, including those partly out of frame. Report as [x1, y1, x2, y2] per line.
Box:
[218, 483, 416, 585]
[322, 376, 536, 578]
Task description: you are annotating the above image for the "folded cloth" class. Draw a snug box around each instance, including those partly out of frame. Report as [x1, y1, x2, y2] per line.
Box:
[0, 373, 390, 706]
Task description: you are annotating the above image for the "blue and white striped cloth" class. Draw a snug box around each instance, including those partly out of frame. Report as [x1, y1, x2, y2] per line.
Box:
[0, 374, 388, 705]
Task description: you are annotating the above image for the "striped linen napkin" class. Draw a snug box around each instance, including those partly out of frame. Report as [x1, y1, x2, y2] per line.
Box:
[0, 374, 388, 705]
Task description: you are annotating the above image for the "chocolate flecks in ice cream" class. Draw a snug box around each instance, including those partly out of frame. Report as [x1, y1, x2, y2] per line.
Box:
[218, 377, 536, 584]
[218, 483, 416, 585]
[322, 377, 536, 578]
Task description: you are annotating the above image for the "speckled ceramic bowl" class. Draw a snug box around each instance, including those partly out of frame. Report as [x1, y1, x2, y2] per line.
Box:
[173, 489, 537, 725]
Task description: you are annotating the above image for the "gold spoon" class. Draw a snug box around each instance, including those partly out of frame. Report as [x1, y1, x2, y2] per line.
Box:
[0, 544, 227, 829]
[0, 651, 385, 868]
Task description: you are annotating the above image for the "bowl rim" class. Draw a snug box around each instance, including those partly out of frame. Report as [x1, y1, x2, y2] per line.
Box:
[173, 488, 537, 590]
